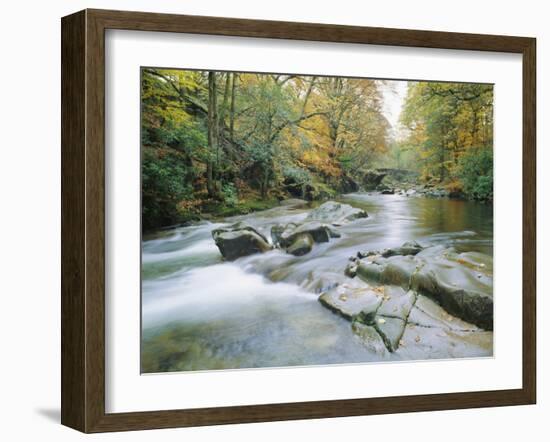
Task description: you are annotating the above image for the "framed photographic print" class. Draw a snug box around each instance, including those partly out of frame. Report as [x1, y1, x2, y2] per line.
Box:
[61, 9, 536, 433]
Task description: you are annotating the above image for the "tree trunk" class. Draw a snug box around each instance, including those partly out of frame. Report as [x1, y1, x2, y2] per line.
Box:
[221, 73, 231, 123]
[229, 73, 237, 144]
[217, 73, 231, 166]
[260, 167, 269, 198]
[207, 71, 218, 197]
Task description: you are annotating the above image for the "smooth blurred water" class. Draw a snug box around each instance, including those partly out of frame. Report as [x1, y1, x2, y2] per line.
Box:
[141, 193, 493, 373]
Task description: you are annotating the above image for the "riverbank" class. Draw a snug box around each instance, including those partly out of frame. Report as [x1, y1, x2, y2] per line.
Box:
[146, 183, 493, 236]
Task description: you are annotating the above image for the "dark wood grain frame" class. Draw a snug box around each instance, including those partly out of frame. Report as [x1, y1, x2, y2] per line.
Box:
[61, 8, 536, 433]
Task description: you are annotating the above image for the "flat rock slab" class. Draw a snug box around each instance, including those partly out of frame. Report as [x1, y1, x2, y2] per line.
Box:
[408, 294, 481, 332]
[412, 260, 492, 330]
[355, 244, 493, 330]
[376, 287, 417, 321]
[300, 270, 346, 293]
[398, 323, 492, 360]
[373, 316, 406, 352]
[356, 254, 418, 286]
[319, 284, 383, 321]
[318, 282, 415, 353]
[351, 321, 388, 356]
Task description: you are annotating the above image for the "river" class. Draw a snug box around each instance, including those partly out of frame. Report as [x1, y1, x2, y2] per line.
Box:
[141, 193, 493, 373]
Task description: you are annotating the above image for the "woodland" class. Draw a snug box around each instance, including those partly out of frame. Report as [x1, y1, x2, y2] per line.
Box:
[141, 69, 493, 231]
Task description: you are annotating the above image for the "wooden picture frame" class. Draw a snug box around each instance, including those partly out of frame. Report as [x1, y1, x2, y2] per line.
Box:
[61, 8, 536, 433]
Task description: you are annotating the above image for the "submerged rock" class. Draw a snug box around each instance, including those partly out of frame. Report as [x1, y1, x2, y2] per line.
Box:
[305, 201, 368, 225]
[212, 222, 272, 260]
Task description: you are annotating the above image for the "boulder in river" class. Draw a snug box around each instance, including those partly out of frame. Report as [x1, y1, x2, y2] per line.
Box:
[381, 240, 424, 258]
[212, 222, 272, 260]
[318, 281, 417, 353]
[286, 233, 314, 256]
[358, 240, 424, 259]
[272, 221, 340, 250]
[399, 294, 492, 360]
[355, 244, 493, 330]
[354, 286, 416, 352]
[305, 201, 368, 225]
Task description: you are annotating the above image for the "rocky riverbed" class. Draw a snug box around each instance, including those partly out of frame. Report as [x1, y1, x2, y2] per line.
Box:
[141, 192, 493, 372]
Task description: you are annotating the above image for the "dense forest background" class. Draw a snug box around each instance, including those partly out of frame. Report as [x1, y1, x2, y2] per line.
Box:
[141, 68, 493, 231]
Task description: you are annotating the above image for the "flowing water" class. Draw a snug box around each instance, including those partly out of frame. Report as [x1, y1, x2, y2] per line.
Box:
[141, 193, 493, 373]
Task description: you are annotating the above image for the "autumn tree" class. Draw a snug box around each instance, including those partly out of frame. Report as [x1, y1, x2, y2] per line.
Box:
[141, 68, 392, 229]
[400, 82, 493, 200]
